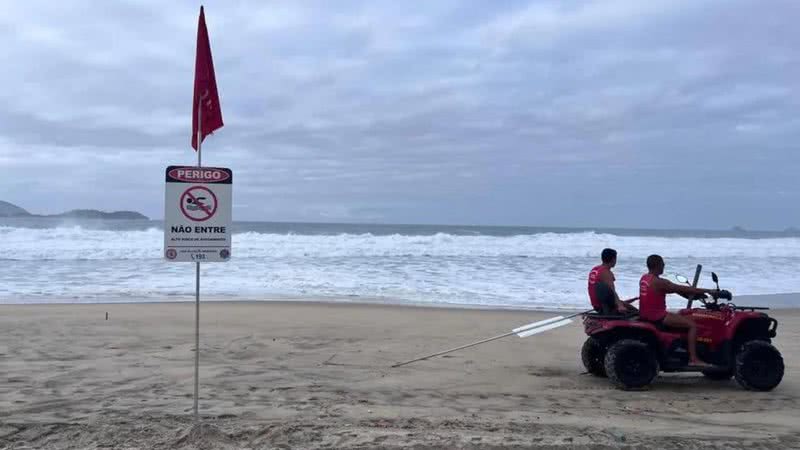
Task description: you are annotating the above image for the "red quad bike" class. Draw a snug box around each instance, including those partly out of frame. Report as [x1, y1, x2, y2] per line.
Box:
[581, 267, 784, 391]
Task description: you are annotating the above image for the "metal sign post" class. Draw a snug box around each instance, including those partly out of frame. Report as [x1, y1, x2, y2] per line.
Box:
[163, 104, 232, 421]
[194, 104, 201, 420]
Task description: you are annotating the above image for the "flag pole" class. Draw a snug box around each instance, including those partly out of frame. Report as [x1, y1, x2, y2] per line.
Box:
[193, 99, 202, 421]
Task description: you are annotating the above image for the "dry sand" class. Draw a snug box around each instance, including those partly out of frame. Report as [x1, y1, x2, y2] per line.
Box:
[1, 301, 798, 449]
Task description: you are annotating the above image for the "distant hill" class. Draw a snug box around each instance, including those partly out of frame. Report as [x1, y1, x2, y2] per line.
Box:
[52, 209, 149, 220]
[0, 200, 148, 220]
[0, 200, 30, 217]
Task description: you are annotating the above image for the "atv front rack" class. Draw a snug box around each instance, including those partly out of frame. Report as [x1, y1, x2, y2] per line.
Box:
[731, 305, 770, 311]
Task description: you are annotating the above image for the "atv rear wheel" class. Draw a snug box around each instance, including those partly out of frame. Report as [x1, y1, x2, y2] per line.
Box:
[734, 341, 784, 391]
[605, 339, 659, 390]
[702, 368, 733, 381]
[581, 337, 607, 377]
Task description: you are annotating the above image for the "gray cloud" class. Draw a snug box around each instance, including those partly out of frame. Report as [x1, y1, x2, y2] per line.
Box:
[0, 0, 798, 229]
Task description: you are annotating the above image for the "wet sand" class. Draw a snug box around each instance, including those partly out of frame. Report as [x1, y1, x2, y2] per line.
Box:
[1, 300, 798, 449]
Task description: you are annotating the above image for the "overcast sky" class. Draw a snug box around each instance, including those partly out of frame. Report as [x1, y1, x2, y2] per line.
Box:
[1, 0, 798, 229]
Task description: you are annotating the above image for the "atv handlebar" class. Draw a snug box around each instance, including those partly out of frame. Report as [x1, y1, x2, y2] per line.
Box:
[683, 267, 735, 309]
[693, 289, 732, 301]
[692, 290, 733, 308]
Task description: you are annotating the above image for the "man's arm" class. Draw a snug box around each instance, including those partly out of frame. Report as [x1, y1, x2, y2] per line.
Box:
[599, 270, 621, 303]
[600, 270, 635, 311]
[652, 277, 715, 299]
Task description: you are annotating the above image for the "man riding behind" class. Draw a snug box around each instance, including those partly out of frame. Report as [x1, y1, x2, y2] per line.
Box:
[588, 248, 637, 315]
[639, 254, 719, 367]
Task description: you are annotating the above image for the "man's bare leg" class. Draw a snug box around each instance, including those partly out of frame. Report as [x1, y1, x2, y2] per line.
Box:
[662, 313, 710, 367]
[686, 321, 702, 365]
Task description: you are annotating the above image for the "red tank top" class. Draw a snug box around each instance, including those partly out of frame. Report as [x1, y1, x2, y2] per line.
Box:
[639, 274, 667, 321]
[588, 265, 611, 309]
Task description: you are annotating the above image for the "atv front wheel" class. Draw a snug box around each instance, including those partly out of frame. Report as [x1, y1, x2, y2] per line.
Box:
[702, 368, 733, 381]
[734, 341, 784, 391]
[581, 337, 607, 377]
[605, 339, 659, 390]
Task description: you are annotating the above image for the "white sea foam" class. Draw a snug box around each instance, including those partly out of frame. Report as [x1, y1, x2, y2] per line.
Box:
[1, 225, 799, 307]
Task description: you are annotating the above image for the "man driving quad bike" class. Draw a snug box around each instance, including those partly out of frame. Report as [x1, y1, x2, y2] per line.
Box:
[582, 260, 783, 391]
[639, 254, 720, 367]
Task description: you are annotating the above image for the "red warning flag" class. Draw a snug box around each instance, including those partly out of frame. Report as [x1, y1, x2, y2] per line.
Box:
[191, 6, 223, 150]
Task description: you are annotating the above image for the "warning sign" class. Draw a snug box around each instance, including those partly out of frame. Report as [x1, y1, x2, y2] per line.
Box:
[164, 166, 232, 262]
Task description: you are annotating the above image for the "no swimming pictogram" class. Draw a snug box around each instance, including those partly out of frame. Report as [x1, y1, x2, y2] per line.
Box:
[180, 186, 218, 221]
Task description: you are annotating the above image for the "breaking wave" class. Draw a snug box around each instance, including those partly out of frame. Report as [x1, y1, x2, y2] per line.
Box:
[1, 225, 799, 307]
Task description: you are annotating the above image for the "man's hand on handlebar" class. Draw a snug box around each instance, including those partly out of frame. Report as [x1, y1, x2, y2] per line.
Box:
[693, 288, 721, 301]
[696, 289, 732, 304]
[715, 289, 732, 300]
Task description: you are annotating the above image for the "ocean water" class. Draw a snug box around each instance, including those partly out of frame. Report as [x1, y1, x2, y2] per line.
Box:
[1, 218, 799, 309]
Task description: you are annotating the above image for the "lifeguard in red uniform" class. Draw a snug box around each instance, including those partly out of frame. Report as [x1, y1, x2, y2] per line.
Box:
[639, 254, 718, 367]
[587, 248, 635, 314]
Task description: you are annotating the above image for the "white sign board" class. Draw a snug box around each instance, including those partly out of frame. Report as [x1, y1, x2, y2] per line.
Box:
[164, 165, 232, 262]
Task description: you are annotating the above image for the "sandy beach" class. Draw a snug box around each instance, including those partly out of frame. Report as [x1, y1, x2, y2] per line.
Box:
[1, 300, 798, 449]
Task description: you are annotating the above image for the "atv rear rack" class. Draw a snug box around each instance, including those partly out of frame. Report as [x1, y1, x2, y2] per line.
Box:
[582, 312, 639, 320]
